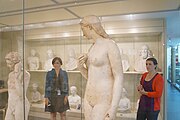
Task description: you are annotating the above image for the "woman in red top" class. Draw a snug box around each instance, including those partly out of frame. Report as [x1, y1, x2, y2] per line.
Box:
[137, 57, 164, 120]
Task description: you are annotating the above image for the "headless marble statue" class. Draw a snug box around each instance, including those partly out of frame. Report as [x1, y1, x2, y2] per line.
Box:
[68, 86, 81, 110]
[65, 48, 77, 71]
[44, 49, 54, 71]
[78, 15, 124, 120]
[27, 49, 40, 70]
[5, 52, 30, 120]
[118, 88, 131, 113]
[134, 45, 153, 72]
[31, 83, 42, 103]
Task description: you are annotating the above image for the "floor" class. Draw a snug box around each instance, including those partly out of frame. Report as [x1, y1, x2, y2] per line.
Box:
[167, 83, 180, 120]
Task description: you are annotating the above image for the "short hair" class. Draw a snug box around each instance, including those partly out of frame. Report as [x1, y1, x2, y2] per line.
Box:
[52, 57, 62, 65]
[146, 57, 158, 65]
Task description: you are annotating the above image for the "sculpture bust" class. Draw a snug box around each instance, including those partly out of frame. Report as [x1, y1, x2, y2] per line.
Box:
[27, 49, 40, 70]
[118, 88, 131, 113]
[44, 49, 54, 71]
[119, 49, 130, 72]
[134, 45, 153, 72]
[31, 83, 42, 103]
[65, 48, 77, 71]
[68, 86, 81, 110]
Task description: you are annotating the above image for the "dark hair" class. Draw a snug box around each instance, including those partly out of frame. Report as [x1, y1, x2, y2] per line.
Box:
[52, 57, 63, 65]
[146, 57, 158, 65]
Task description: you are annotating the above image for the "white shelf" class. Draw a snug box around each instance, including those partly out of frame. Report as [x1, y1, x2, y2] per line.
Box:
[28, 70, 47, 72]
[28, 70, 162, 75]
[28, 70, 80, 73]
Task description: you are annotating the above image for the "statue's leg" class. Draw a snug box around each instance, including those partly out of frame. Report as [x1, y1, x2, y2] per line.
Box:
[5, 107, 15, 120]
[14, 101, 23, 120]
[91, 103, 110, 120]
[84, 98, 93, 120]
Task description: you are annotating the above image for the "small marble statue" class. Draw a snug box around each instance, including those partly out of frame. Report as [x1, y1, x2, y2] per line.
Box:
[118, 88, 131, 112]
[5, 52, 30, 120]
[68, 86, 81, 110]
[31, 83, 42, 103]
[65, 48, 78, 71]
[134, 45, 153, 72]
[27, 49, 40, 70]
[44, 49, 54, 71]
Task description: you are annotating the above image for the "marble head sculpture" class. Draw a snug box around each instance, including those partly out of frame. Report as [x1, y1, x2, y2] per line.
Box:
[80, 15, 109, 39]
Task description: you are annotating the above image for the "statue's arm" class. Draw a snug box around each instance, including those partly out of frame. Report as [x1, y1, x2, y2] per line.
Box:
[107, 41, 124, 116]
[77, 54, 88, 80]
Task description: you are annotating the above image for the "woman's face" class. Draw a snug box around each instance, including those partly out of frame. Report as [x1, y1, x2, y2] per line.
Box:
[53, 60, 61, 69]
[146, 60, 156, 72]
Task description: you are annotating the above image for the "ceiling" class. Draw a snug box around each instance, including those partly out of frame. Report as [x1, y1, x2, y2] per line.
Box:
[0, 0, 179, 27]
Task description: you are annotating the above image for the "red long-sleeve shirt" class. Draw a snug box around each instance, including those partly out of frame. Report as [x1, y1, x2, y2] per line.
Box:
[140, 72, 164, 111]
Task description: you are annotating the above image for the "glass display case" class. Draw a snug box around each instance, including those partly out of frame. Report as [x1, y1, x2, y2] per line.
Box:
[24, 17, 164, 120]
[1, 17, 165, 120]
[0, 1, 172, 120]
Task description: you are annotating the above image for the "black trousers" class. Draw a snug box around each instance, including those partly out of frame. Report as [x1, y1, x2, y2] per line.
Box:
[136, 109, 160, 120]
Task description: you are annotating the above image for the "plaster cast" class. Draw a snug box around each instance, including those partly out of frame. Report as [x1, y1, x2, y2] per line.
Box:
[78, 15, 124, 120]
[134, 45, 153, 72]
[31, 83, 42, 103]
[118, 88, 131, 112]
[27, 49, 40, 70]
[68, 86, 81, 110]
[65, 48, 77, 70]
[5, 52, 30, 120]
[44, 49, 54, 71]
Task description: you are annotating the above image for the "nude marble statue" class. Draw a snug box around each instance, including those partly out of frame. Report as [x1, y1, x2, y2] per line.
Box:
[44, 49, 54, 71]
[78, 15, 124, 120]
[134, 45, 153, 72]
[5, 52, 30, 120]
[27, 49, 40, 70]
[68, 86, 81, 110]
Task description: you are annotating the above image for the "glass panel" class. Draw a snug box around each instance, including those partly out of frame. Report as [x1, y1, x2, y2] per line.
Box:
[24, 21, 83, 119]
[0, 1, 169, 119]
[166, 10, 180, 120]
[0, 0, 25, 120]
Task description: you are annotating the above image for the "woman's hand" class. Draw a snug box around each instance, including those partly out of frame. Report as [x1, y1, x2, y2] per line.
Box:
[137, 85, 147, 95]
[64, 96, 68, 105]
[137, 84, 143, 91]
